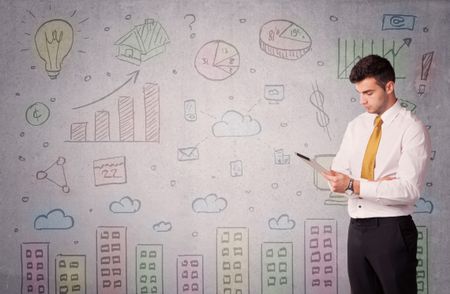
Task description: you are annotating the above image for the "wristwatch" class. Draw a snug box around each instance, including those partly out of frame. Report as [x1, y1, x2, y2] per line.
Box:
[345, 178, 354, 195]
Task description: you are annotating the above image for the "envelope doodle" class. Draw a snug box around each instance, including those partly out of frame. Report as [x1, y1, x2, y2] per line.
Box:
[177, 147, 199, 161]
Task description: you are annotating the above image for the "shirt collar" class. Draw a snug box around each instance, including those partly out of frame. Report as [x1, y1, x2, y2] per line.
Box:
[380, 99, 402, 127]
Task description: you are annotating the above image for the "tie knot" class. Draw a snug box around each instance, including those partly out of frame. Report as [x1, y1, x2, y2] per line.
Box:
[374, 116, 383, 127]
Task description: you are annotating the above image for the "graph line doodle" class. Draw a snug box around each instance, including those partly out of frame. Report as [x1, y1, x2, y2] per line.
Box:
[309, 81, 331, 141]
[72, 70, 140, 110]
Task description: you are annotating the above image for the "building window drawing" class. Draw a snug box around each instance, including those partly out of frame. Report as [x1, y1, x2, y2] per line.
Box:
[136, 244, 163, 294]
[261, 242, 293, 294]
[55, 255, 86, 294]
[304, 219, 337, 294]
[217, 227, 249, 294]
[177, 255, 204, 294]
[21, 242, 49, 294]
[96, 226, 127, 294]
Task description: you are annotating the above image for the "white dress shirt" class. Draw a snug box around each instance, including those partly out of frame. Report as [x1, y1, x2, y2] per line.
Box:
[332, 100, 431, 218]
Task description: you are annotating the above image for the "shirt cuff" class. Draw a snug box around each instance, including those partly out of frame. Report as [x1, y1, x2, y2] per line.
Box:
[359, 179, 379, 199]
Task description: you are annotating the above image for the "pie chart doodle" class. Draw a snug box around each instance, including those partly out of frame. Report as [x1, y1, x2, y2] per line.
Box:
[194, 40, 240, 81]
[259, 19, 312, 60]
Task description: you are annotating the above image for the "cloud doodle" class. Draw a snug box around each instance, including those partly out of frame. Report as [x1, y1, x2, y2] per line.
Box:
[153, 221, 172, 232]
[109, 196, 141, 213]
[414, 197, 433, 214]
[192, 193, 227, 213]
[268, 214, 296, 230]
[34, 208, 74, 230]
[212, 110, 261, 137]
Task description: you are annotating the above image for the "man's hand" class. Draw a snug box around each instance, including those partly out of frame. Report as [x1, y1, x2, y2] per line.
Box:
[321, 170, 350, 193]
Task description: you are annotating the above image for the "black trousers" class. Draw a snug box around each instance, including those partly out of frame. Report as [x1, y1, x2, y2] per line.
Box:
[348, 215, 418, 294]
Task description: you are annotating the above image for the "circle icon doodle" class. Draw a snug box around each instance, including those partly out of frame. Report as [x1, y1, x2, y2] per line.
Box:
[26, 102, 50, 126]
[194, 40, 240, 81]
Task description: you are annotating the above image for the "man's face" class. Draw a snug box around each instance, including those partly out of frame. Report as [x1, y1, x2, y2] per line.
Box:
[355, 77, 393, 115]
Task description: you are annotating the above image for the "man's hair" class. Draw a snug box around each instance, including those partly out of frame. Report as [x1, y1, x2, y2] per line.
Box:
[349, 55, 395, 88]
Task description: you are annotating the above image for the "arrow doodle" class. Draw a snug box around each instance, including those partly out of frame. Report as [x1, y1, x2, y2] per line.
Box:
[72, 70, 140, 110]
[309, 81, 331, 140]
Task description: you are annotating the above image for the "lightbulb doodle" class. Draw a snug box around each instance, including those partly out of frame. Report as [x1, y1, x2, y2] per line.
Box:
[20, 9, 89, 78]
[35, 19, 74, 79]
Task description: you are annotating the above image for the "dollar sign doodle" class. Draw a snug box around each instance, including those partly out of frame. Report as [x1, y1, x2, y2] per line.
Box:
[309, 81, 331, 140]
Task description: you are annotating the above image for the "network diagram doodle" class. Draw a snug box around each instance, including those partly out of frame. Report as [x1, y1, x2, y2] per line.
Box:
[36, 156, 70, 193]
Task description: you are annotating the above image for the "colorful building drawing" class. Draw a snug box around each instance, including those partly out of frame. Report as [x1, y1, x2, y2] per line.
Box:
[55, 254, 86, 294]
[261, 242, 293, 294]
[177, 255, 204, 293]
[96, 226, 127, 294]
[136, 244, 163, 294]
[21, 242, 50, 294]
[216, 227, 249, 294]
[417, 226, 428, 294]
[115, 19, 170, 66]
[304, 219, 338, 294]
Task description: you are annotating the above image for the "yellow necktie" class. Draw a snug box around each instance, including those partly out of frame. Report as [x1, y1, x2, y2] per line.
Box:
[361, 116, 383, 180]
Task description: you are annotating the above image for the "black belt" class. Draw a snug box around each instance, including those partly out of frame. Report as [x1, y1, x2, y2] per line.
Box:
[350, 215, 412, 226]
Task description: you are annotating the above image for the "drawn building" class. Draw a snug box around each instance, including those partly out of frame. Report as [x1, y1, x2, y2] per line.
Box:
[417, 226, 428, 294]
[177, 255, 204, 293]
[304, 219, 337, 294]
[115, 19, 170, 66]
[216, 227, 249, 294]
[261, 242, 293, 294]
[96, 226, 127, 294]
[21, 242, 49, 294]
[55, 254, 86, 294]
[136, 244, 163, 294]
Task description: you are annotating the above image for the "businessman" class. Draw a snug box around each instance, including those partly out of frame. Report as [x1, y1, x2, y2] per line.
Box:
[323, 55, 431, 294]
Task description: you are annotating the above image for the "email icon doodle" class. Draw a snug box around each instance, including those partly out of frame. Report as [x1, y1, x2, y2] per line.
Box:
[177, 147, 199, 161]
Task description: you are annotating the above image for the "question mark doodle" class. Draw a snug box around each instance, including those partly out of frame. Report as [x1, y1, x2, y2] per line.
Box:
[184, 14, 196, 39]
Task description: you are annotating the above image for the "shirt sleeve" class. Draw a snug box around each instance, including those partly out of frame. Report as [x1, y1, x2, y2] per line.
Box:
[331, 122, 353, 176]
[360, 121, 431, 205]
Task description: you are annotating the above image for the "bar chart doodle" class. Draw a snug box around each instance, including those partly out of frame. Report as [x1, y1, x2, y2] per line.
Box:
[259, 19, 312, 60]
[36, 156, 70, 193]
[194, 40, 240, 81]
[309, 81, 331, 141]
[69, 82, 160, 143]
